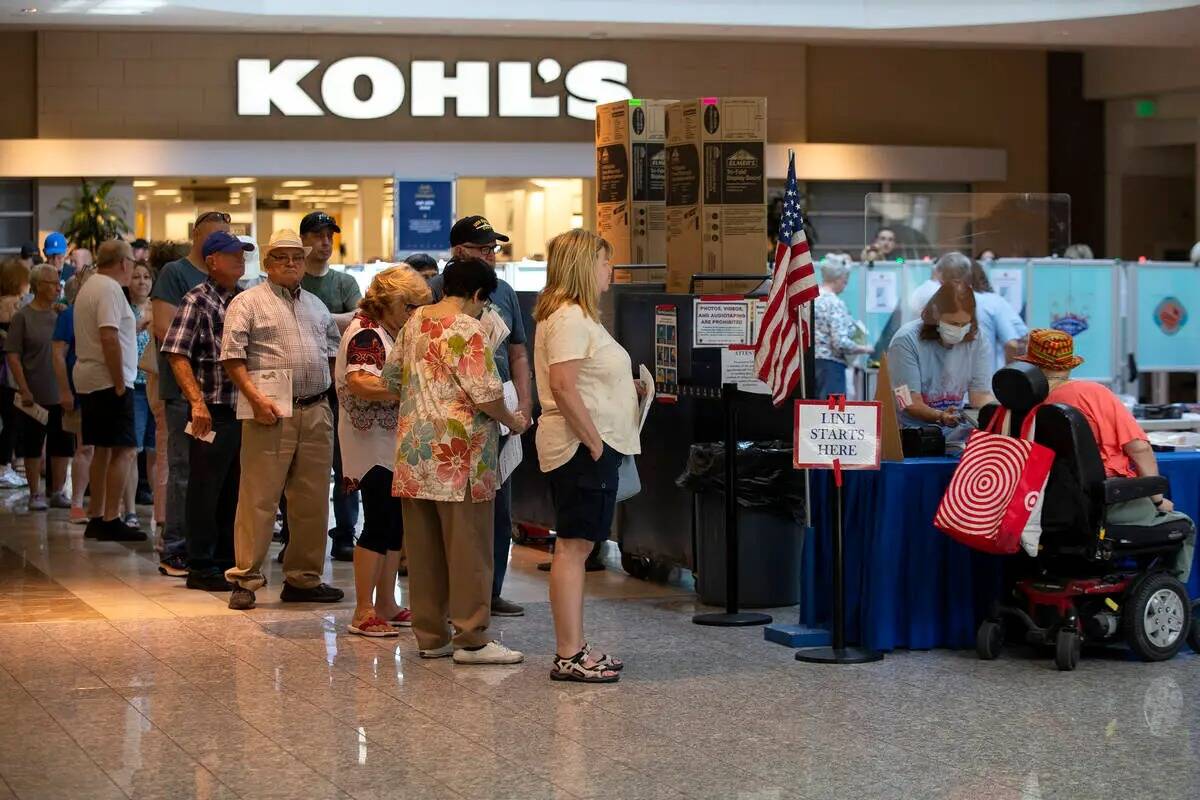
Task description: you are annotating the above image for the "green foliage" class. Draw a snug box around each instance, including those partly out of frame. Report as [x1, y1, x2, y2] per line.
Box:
[56, 179, 132, 253]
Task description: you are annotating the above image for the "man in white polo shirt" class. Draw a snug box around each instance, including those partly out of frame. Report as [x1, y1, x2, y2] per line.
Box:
[73, 239, 144, 542]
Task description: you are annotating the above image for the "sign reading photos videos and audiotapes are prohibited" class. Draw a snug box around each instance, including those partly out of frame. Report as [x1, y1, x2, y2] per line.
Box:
[793, 399, 882, 472]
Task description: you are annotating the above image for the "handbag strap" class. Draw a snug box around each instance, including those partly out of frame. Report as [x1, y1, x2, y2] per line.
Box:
[1017, 403, 1046, 441]
[984, 406, 1007, 434]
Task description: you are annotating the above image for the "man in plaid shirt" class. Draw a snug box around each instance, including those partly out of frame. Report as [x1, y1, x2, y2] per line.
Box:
[161, 231, 252, 592]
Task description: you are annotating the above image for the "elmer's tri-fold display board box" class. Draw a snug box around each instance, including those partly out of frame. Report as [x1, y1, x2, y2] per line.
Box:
[665, 97, 768, 294]
[594, 98, 673, 283]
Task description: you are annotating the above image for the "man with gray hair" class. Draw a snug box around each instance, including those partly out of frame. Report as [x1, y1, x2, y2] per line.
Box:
[814, 255, 872, 399]
[908, 251, 971, 316]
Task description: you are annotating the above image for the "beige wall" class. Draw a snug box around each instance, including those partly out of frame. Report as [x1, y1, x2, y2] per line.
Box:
[806, 45, 1048, 194]
[0, 32, 37, 139]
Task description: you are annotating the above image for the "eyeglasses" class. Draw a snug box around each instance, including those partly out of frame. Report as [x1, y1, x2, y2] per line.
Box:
[461, 243, 502, 255]
[268, 253, 305, 265]
[196, 211, 232, 225]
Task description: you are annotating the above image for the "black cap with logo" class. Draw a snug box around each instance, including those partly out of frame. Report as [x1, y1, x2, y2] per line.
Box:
[450, 215, 510, 247]
[300, 211, 342, 235]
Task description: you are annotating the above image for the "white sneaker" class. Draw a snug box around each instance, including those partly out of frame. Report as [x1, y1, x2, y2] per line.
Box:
[452, 641, 524, 665]
[49, 491, 71, 509]
[27, 493, 48, 511]
[0, 465, 26, 488]
[418, 643, 454, 659]
[123, 512, 140, 528]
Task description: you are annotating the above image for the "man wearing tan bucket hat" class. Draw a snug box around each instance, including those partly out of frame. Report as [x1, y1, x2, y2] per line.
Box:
[219, 229, 345, 610]
[1019, 329, 1195, 583]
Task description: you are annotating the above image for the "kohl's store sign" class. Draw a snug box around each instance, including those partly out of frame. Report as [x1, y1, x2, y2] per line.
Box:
[237, 57, 631, 121]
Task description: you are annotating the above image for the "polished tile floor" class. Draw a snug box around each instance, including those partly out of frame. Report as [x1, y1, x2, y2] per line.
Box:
[1, 485, 1199, 800]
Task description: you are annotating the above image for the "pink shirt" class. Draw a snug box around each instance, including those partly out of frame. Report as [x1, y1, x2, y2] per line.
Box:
[1047, 380, 1147, 478]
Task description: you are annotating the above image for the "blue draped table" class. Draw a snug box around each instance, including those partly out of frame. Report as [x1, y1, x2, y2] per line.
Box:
[798, 452, 1200, 651]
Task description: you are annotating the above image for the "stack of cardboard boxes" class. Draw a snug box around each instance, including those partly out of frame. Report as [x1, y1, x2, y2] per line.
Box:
[595, 97, 768, 294]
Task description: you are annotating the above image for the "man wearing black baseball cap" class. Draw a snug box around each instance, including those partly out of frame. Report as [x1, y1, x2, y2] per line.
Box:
[431, 215, 530, 617]
[299, 210, 362, 562]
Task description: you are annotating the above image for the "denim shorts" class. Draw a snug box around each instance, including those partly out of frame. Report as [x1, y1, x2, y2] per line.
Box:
[132, 384, 156, 452]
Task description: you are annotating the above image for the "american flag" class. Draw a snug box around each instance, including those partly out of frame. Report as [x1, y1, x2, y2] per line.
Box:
[754, 152, 818, 406]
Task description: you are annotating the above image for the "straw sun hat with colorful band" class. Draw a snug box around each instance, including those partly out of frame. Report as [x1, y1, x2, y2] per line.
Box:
[1017, 328, 1085, 370]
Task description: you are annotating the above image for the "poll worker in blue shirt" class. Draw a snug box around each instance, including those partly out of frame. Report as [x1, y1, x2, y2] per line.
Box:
[427, 216, 532, 617]
[968, 258, 1028, 372]
[888, 279, 996, 446]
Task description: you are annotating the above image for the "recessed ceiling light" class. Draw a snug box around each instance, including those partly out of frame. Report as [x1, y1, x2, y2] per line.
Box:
[132, 180, 157, 187]
[339, 183, 358, 191]
[281, 180, 312, 188]
[225, 177, 255, 185]
[137, 194, 147, 201]
[152, 188, 180, 196]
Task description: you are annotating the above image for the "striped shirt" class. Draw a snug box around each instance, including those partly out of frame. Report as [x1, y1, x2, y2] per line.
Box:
[219, 279, 341, 399]
[161, 280, 238, 406]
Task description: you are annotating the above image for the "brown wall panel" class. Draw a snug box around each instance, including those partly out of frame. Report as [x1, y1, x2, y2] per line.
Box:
[0, 32, 37, 139]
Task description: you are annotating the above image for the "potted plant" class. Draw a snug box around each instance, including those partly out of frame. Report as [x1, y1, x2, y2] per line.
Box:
[57, 179, 132, 253]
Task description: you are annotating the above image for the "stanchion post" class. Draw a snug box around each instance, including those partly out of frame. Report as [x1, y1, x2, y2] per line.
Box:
[693, 383, 773, 627]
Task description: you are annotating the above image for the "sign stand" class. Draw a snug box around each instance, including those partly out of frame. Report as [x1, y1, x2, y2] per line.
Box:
[792, 395, 884, 664]
[693, 383, 773, 627]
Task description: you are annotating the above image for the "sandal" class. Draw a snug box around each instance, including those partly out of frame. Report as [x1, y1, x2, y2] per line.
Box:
[551, 650, 620, 683]
[385, 608, 413, 627]
[349, 616, 400, 638]
[584, 642, 623, 671]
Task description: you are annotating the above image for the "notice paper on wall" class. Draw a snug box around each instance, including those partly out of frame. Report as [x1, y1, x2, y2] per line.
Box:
[654, 304, 679, 401]
[991, 269, 1024, 313]
[693, 297, 752, 347]
[720, 345, 770, 395]
[866, 271, 898, 314]
[236, 368, 293, 420]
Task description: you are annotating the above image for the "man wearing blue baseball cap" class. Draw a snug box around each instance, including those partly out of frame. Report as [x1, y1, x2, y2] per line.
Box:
[161, 231, 251, 592]
[43, 232, 68, 277]
[151, 210, 232, 578]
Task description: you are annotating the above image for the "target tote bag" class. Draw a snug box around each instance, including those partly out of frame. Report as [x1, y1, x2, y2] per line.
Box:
[934, 407, 1054, 556]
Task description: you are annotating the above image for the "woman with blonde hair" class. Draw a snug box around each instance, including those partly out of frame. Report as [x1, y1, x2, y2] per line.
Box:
[335, 265, 432, 637]
[534, 229, 642, 683]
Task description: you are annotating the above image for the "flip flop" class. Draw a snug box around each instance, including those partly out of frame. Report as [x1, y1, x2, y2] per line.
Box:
[349, 616, 399, 638]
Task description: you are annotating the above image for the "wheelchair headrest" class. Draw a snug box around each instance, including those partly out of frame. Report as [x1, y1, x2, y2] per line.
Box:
[992, 362, 1048, 413]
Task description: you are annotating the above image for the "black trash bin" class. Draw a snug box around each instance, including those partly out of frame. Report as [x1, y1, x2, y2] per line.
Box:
[677, 441, 806, 608]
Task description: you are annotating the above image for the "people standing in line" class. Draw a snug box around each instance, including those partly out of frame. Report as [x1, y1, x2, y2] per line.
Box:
[73, 240, 144, 542]
[145, 241, 187, 537]
[336, 266, 431, 636]
[402, 253, 440, 283]
[968, 259, 1028, 372]
[52, 265, 95, 523]
[298, 211, 362, 563]
[534, 230, 641, 683]
[122, 261, 156, 528]
[4, 264, 72, 511]
[130, 239, 150, 264]
[813, 256, 873, 400]
[389, 258, 528, 664]
[162, 232, 252, 593]
[151, 211, 231, 578]
[429, 216, 533, 618]
[63, 248, 93, 287]
[42, 233, 69, 279]
[219, 229, 345, 610]
[0, 259, 31, 490]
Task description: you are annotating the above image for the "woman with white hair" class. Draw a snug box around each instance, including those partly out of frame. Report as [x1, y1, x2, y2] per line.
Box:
[813, 256, 871, 399]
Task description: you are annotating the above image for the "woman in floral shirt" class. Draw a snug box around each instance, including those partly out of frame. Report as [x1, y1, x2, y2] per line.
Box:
[813, 256, 872, 399]
[387, 258, 529, 665]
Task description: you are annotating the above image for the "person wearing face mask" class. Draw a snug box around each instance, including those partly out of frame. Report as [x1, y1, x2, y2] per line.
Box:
[888, 279, 995, 442]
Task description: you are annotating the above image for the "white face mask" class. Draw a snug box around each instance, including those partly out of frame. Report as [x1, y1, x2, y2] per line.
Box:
[938, 321, 970, 345]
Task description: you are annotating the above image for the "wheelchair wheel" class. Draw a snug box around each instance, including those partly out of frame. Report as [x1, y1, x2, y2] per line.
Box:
[1054, 629, 1080, 671]
[1122, 573, 1191, 662]
[976, 620, 1003, 660]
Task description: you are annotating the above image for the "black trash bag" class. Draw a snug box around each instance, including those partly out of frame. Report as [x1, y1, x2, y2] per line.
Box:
[676, 440, 806, 522]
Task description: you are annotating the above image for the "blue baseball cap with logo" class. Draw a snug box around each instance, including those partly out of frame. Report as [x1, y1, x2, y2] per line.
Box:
[202, 230, 255, 259]
[43, 232, 68, 256]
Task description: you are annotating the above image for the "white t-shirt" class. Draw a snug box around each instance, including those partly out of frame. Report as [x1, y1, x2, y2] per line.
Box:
[334, 313, 397, 484]
[73, 273, 137, 394]
[534, 303, 640, 473]
[909, 279, 940, 316]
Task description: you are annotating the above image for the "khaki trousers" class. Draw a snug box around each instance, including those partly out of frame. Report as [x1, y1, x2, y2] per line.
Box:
[225, 399, 333, 592]
[401, 496, 495, 650]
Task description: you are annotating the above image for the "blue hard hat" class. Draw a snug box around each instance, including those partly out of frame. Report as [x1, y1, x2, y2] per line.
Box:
[43, 232, 68, 256]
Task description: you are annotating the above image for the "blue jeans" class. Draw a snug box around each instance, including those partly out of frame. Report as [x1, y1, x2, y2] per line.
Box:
[815, 358, 847, 400]
[492, 475, 513, 598]
[132, 384, 156, 452]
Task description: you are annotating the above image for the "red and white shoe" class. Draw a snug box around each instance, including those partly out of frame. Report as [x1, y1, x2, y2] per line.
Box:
[69, 506, 88, 525]
[387, 608, 413, 627]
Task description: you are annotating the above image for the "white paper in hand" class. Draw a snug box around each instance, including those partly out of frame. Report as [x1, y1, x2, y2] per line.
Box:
[184, 421, 216, 444]
[236, 369, 294, 420]
[16, 399, 50, 426]
[498, 380, 518, 436]
[637, 364, 655, 432]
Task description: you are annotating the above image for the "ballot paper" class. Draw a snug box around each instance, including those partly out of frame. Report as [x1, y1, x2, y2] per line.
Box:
[236, 368, 293, 420]
[184, 421, 216, 444]
[16, 399, 49, 426]
[498, 380, 519, 436]
[499, 434, 522, 484]
[61, 408, 82, 434]
[481, 306, 510, 353]
[638, 364, 655, 430]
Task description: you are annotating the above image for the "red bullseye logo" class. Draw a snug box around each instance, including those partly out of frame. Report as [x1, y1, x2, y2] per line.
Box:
[1024, 491, 1039, 511]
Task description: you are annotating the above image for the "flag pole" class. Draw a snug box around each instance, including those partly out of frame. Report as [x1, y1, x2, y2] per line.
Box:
[789, 147, 813, 532]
